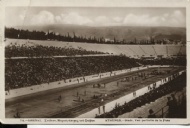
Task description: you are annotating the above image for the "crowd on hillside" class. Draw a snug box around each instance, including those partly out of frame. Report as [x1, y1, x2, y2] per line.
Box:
[96, 72, 186, 118]
[5, 56, 138, 90]
[5, 43, 106, 58]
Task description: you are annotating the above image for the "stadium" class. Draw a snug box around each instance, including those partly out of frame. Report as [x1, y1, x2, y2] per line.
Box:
[5, 38, 186, 118]
[4, 7, 187, 119]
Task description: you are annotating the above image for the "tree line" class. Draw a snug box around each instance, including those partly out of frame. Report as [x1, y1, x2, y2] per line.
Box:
[5, 27, 178, 45]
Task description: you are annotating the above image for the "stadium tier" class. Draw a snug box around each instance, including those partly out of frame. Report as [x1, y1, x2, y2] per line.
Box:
[5, 56, 186, 91]
[5, 43, 107, 58]
[5, 56, 138, 90]
[5, 39, 186, 58]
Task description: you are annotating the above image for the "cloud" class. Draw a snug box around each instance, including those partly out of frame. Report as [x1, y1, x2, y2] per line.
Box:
[122, 10, 185, 27]
[123, 13, 160, 26]
[15, 9, 185, 27]
[29, 11, 55, 25]
[55, 16, 61, 22]
[169, 10, 185, 26]
[161, 17, 166, 22]
[171, 10, 184, 18]
[95, 16, 110, 25]
[55, 12, 93, 25]
[163, 13, 169, 17]
[19, 14, 24, 20]
[113, 17, 122, 22]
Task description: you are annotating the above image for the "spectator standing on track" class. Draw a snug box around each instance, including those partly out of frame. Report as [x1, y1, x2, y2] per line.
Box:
[98, 84, 101, 88]
[103, 105, 105, 113]
[58, 95, 62, 102]
[133, 91, 136, 97]
[14, 109, 21, 118]
[84, 90, 86, 96]
[98, 106, 101, 114]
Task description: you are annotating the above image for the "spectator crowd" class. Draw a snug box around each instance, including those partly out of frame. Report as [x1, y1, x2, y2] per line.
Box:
[96, 72, 186, 118]
[5, 53, 187, 90]
[5, 43, 106, 58]
[5, 56, 138, 90]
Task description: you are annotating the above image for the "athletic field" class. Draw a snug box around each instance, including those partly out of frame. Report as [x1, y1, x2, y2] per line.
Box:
[5, 67, 185, 118]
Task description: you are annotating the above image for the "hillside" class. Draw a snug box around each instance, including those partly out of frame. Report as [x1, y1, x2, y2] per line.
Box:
[13, 25, 186, 41]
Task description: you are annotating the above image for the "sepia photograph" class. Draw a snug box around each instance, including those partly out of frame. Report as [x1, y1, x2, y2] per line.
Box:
[1, 0, 189, 124]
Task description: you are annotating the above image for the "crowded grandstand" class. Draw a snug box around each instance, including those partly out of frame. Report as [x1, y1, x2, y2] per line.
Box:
[5, 26, 187, 119]
[5, 38, 186, 119]
[5, 56, 138, 89]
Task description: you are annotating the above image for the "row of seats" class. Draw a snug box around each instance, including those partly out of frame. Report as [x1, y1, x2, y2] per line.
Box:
[5, 39, 186, 57]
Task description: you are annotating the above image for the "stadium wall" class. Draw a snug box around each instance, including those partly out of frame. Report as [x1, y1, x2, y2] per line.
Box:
[77, 69, 185, 118]
[5, 65, 181, 100]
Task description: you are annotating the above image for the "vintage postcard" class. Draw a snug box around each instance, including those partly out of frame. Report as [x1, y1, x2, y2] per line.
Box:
[0, 0, 189, 124]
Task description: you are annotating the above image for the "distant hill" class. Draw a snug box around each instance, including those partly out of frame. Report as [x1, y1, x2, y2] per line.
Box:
[13, 25, 186, 41]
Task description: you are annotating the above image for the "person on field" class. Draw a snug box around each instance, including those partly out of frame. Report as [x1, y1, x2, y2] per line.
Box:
[58, 95, 62, 102]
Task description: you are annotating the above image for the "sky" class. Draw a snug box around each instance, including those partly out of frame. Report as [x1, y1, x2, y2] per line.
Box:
[5, 7, 186, 27]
